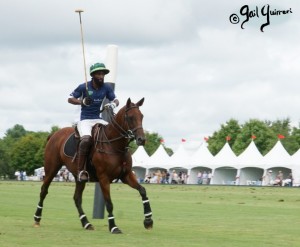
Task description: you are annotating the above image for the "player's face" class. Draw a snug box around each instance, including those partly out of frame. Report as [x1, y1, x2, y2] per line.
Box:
[92, 71, 105, 86]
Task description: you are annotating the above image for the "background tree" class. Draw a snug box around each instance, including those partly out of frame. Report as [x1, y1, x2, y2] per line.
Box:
[207, 119, 241, 155]
[5, 124, 27, 139]
[290, 125, 300, 152]
[129, 131, 173, 156]
[232, 119, 276, 155]
[10, 132, 48, 175]
[0, 141, 14, 178]
[267, 118, 299, 155]
[50, 125, 60, 135]
[2, 118, 300, 179]
[0, 124, 28, 178]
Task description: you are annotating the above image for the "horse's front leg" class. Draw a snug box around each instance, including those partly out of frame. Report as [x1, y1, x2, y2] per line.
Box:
[123, 172, 154, 230]
[99, 180, 122, 234]
[73, 181, 94, 230]
[138, 184, 154, 229]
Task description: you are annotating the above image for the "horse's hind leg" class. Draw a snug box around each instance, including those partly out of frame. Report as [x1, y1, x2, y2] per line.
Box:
[73, 181, 94, 230]
[33, 163, 61, 227]
[123, 172, 154, 230]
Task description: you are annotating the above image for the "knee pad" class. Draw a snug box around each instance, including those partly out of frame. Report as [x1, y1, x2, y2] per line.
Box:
[79, 136, 92, 154]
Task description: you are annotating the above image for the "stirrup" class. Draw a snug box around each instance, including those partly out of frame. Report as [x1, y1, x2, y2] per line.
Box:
[78, 170, 89, 182]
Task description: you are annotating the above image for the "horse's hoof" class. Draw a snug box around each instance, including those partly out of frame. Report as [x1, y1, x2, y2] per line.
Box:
[84, 223, 94, 230]
[111, 227, 122, 234]
[144, 218, 153, 229]
[86, 225, 95, 230]
[33, 222, 40, 228]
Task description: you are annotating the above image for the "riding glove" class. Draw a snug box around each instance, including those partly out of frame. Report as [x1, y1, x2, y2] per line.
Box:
[104, 102, 117, 109]
[82, 97, 92, 106]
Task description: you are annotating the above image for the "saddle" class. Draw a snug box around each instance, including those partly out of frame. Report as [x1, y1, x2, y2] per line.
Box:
[63, 125, 104, 182]
[63, 123, 105, 158]
[63, 132, 79, 158]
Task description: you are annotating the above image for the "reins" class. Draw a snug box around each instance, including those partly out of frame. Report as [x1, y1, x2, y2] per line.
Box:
[94, 105, 143, 154]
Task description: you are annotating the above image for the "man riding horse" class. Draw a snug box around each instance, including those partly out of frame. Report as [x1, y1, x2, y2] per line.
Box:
[68, 62, 119, 182]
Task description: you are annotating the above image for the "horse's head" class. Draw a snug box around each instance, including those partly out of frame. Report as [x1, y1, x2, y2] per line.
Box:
[119, 97, 146, 146]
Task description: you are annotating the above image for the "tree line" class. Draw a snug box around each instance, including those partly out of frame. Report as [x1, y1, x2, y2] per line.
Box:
[0, 118, 299, 179]
[0, 124, 171, 179]
[207, 118, 300, 156]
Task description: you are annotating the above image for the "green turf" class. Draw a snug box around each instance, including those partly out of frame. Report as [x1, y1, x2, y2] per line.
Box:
[0, 181, 300, 247]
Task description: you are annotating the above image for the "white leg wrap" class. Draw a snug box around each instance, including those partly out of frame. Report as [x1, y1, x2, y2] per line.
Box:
[143, 200, 149, 204]
[79, 214, 86, 220]
[144, 212, 152, 217]
[84, 223, 91, 229]
[111, 226, 118, 233]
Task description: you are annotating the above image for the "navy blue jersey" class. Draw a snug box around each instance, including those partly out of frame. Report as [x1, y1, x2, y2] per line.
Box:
[70, 81, 116, 120]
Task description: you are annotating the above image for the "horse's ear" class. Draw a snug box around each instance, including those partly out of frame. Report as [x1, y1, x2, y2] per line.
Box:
[126, 98, 132, 108]
[137, 97, 145, 107]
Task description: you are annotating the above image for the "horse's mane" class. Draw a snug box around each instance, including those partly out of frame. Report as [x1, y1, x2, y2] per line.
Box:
[47, 133, 53, 142]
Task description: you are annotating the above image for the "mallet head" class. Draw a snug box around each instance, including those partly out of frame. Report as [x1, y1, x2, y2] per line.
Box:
[75, 9, 84, 13]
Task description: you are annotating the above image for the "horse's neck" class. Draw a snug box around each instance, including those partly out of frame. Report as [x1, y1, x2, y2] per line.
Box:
[99, 113, 128, 148]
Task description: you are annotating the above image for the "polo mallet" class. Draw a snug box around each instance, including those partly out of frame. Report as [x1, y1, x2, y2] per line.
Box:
[75, 9, 89, 93]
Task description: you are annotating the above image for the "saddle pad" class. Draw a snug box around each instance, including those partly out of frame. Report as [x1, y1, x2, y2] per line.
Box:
[63, 133, 78, 158]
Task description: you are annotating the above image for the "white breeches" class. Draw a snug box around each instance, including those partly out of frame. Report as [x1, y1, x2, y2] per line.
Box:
[77, 119, 108, 137]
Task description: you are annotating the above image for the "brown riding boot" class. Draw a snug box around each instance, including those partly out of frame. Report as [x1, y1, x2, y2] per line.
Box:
[77, 154, 89, 182]
[77, 135, 92, 182]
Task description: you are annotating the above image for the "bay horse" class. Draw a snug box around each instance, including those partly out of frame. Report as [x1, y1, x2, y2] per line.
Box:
[33, 98, 153, 233]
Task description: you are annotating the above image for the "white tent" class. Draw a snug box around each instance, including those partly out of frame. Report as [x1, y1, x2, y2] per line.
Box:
[289, 147, 300, 186]
[212, 142, 238, 185]
[237, 141, 264, 185]
[262, 141, 293, 183]
[166, 143, 190, 184]
[124, 139, 300, 186]
[132, 146, 149, 182]
[167, 143, 189, 169]
[188, 143, 214, 184]
[147, 144, 171, 175]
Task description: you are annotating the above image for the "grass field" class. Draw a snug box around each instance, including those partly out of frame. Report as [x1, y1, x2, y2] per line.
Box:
[0, 181, 300, 247]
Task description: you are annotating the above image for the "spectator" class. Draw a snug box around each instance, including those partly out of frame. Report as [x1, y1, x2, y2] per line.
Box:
[273, 170, 284, 186]
[263, 170, 273, 186]
[15, 171, 20, 180]
[182, 172, 188, 184]
[282, 172, 293, 187]
[161, 170, 167, 184]
[288, 172, 293, 187]
[63, 170, 70, 182]
[166, 171, 170, 184]
[155, 170, 162, 184]
[197, 171, 203, 185]
[202, 171, 208, 184]
[178, 171, 182, 184]
[171, 170, 178, 184]
[207, 171, 212, 185]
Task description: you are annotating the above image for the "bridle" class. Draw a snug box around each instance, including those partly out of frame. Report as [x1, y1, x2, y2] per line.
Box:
[94, 105, 144, 154]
